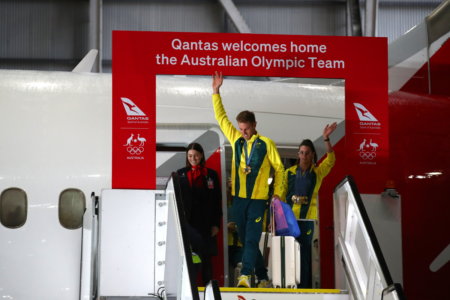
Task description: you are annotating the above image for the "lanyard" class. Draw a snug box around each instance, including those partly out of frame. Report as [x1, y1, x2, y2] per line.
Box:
[244, 138, 258, 166]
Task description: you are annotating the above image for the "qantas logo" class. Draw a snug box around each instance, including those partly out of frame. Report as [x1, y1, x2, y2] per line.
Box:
[121, 98, 146, 116]
[354, 103, 378, 122]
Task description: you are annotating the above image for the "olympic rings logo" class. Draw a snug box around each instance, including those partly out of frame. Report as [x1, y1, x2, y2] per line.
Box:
[360, 151, 376, 160]
[127, 147, 145, 155]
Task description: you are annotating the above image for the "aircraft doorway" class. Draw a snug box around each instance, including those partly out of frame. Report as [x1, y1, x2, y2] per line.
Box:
[155, 74, 345, 288]
[219, 75, 345, 289]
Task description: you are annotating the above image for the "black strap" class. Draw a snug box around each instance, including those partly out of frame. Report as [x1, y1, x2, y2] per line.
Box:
[263, 233, 268, 263]
[280, 237, 285, 288]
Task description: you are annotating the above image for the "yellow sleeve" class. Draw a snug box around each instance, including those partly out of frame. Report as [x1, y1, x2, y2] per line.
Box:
[316, 151, 336, 178]
[213, 94, 240, 143]
[266, 139, 285, 197]
[280, 169, 290, 202]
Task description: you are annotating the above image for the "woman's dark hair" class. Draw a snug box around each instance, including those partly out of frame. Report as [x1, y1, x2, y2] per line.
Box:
[295, 139, 317, 166]
[185, 143, 206, 167]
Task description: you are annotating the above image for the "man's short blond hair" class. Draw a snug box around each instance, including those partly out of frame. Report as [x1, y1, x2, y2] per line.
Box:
[236, 110, 256, 124]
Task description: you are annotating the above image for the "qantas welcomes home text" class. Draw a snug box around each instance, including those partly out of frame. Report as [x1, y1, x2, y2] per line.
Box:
[154, 39, 346, 70]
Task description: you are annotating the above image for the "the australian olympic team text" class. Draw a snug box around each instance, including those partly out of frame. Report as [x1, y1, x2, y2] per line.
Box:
[154, 39, 345, 70]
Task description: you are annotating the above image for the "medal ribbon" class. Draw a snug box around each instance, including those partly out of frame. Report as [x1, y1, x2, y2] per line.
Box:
[244, 138, 258, 167]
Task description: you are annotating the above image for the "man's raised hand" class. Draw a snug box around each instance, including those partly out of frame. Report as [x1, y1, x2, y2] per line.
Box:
[212, 71, 223, 94]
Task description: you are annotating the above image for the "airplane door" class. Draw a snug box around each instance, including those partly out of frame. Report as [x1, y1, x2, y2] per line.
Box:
[333, 176, 406, 300]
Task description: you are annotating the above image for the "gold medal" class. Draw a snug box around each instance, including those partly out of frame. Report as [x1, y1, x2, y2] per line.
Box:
[243, 138, 257, 176]
[292, 195, 308, 204]
[243, 165, 252, 174]
[300, 196, 308, 204]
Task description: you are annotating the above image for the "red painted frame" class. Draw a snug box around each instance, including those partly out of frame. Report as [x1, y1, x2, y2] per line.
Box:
[112, 31, 389, 288]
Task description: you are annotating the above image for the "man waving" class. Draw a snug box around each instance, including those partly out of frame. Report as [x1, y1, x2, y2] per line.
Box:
[212, 72, 284, 288]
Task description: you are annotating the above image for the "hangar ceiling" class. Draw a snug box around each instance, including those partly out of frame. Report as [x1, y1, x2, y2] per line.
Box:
[0, 0, 443, 73]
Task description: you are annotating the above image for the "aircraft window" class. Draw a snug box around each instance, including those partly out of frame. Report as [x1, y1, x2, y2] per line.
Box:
[0, 188, 28, 229]
[59, 188, 86, 229]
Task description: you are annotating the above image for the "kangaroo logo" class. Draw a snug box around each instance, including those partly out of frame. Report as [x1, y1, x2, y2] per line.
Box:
[124, 133, 145, 156]
[357, 138, 377, 160]
[124, 134, 134, 146]
[357, 139, 366, 151]
[354, 103, 378, 121]
[121, 97, 146, 116]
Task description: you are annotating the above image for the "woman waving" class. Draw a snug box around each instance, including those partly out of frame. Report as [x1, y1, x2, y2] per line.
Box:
[281, 122, 337, 288]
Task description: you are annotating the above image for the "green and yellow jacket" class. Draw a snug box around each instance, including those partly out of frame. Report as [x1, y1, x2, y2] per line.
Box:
[281, 152, 335, 220]
[213, 94, 284, 200]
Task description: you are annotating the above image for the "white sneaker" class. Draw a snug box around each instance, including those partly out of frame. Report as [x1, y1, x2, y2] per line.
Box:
[257, 279, 272, 288]
[237, 275, 251, 288]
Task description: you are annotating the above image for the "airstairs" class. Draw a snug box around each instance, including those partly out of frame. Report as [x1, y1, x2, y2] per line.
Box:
[79, 174, 405, 300]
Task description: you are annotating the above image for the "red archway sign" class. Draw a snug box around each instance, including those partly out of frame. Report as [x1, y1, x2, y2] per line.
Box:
[112, 31, 388, 287]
